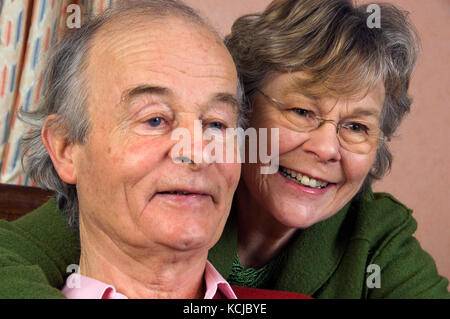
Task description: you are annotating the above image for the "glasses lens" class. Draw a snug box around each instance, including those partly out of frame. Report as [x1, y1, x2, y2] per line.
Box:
[282, 109, 318, 133]
[258, 90, 383, 155]
[282, 114, 382, 154]
[339, 123, 382, 154]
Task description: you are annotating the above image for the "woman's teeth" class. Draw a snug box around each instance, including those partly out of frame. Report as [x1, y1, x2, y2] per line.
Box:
[279, 166, 329, 189]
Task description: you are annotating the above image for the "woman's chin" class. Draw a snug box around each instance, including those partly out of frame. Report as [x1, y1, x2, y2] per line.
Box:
[268, 201, 322, 229]
[260, 174, 336, 228]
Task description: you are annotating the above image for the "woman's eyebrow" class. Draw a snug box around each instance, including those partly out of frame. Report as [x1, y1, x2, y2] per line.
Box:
[282, 81, 320, 101]
[347, 107, 381, 118]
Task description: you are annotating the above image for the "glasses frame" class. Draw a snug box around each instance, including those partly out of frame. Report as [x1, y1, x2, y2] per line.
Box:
[255, 88, 391, 146]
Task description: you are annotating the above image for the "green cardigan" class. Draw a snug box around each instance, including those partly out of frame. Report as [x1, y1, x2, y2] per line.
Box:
[0, 188, 448, 298]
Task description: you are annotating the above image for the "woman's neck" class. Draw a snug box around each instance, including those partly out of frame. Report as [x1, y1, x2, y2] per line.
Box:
[235, 182, 298, 269]
[78, 219, 207, 299]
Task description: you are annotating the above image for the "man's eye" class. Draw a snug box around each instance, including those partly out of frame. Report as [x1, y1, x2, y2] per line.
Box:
[208, 122, 225, 130]
[147, 117, 164, 127]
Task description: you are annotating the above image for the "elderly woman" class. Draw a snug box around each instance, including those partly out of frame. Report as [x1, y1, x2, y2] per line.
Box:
[222, 0, 450, 298]
[219, 0, 449, 298]
[0, 0, 448, 298]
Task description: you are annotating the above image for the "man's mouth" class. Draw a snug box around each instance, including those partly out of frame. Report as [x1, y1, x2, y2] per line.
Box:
[279, 166, 331, 189]
[155, 188, 212, 199]
[158, 191, 198, 195]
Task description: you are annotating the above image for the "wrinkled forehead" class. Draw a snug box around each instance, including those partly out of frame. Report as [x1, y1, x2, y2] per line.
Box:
[81, 13, 238, 121]
[88, 12, 224, 63]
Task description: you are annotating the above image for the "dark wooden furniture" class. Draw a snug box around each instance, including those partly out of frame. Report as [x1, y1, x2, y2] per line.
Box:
[0, 183, 54, 221]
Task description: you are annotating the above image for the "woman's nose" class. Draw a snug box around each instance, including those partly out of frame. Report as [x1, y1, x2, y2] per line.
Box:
[301, 122, 342, 163]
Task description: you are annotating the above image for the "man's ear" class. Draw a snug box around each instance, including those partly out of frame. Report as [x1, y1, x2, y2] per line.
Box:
[42, 115, 78, 185]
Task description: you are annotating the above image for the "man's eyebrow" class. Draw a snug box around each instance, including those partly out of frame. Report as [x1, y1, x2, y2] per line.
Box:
[121, 85, 239, 112]
[121, 85, 172, 103]
[210, 92, 239, 112]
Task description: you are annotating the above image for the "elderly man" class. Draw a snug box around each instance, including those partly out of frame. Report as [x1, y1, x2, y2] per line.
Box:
[1, 0, 309, 300]
[0, 0, 292, 299]
[27, 1, 240, 299]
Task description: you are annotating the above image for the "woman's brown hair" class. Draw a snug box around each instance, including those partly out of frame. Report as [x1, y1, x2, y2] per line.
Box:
[225, 0, 420, 186]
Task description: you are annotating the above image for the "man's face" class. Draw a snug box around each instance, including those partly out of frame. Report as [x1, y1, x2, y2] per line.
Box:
[70, 17, 241, 253]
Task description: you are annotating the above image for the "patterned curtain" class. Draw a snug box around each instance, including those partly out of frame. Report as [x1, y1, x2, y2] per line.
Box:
[0, 0, 114, 186]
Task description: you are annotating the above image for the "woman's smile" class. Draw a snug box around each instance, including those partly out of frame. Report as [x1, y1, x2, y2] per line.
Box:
[279, 165, 332, 189]
[277, 166, 335, 195]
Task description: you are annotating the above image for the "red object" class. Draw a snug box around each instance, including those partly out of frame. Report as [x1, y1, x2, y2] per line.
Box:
[214, 285, 313, 299]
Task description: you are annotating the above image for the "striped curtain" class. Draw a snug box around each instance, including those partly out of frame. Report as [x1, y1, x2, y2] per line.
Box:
[0, 0, 114, 186]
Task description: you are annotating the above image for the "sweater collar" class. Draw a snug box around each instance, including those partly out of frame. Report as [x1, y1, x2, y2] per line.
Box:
[208, 199, 353, 295]
[272, 187, 375, 296]
[272, 200, 353, 295]
[209, 188, 373, 296]
[208, 208, 238, 278]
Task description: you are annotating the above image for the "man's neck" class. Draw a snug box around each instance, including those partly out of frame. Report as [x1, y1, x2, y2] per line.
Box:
[78, 219, 208, 299]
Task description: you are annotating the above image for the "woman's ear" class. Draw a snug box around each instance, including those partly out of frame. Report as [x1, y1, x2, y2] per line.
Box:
[41, 115, 78, 185]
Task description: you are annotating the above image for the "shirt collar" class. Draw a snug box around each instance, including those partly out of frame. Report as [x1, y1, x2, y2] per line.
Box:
[62, 260, 237, 299]
[62, 274, 127, 299]
[204, 260, 237, 299]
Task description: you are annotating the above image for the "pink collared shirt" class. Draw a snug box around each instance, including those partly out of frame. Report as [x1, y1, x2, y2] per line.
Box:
[62, 261, 237, 299]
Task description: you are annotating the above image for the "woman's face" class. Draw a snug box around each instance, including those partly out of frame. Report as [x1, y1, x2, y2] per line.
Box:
[241, 72, 385, 229]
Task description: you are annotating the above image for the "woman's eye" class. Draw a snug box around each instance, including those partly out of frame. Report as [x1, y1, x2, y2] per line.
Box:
[147, 117, 165, 127]
[345, 122, 369, 133]
[292, 108, 312, 117]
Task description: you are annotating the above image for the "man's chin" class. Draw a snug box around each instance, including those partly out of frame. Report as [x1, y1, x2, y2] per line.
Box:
[157, 232, 216, 253]
[138, 217, 220, 253]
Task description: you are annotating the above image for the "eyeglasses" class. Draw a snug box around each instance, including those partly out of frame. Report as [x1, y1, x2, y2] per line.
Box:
[256, 89, 390, 154]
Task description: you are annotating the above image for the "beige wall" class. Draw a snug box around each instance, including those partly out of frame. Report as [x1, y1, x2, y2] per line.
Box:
[184, 0, 450, 284]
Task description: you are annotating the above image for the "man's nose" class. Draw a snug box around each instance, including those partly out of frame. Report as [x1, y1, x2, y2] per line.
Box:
[301, 122, 342, 163]
[169, 119, 209, 170]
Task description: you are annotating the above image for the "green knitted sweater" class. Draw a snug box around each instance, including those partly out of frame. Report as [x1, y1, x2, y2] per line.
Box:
[0, 188, 449, 298]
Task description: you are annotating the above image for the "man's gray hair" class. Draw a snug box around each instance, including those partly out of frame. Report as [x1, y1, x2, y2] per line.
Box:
[20, 0, 245, 229]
